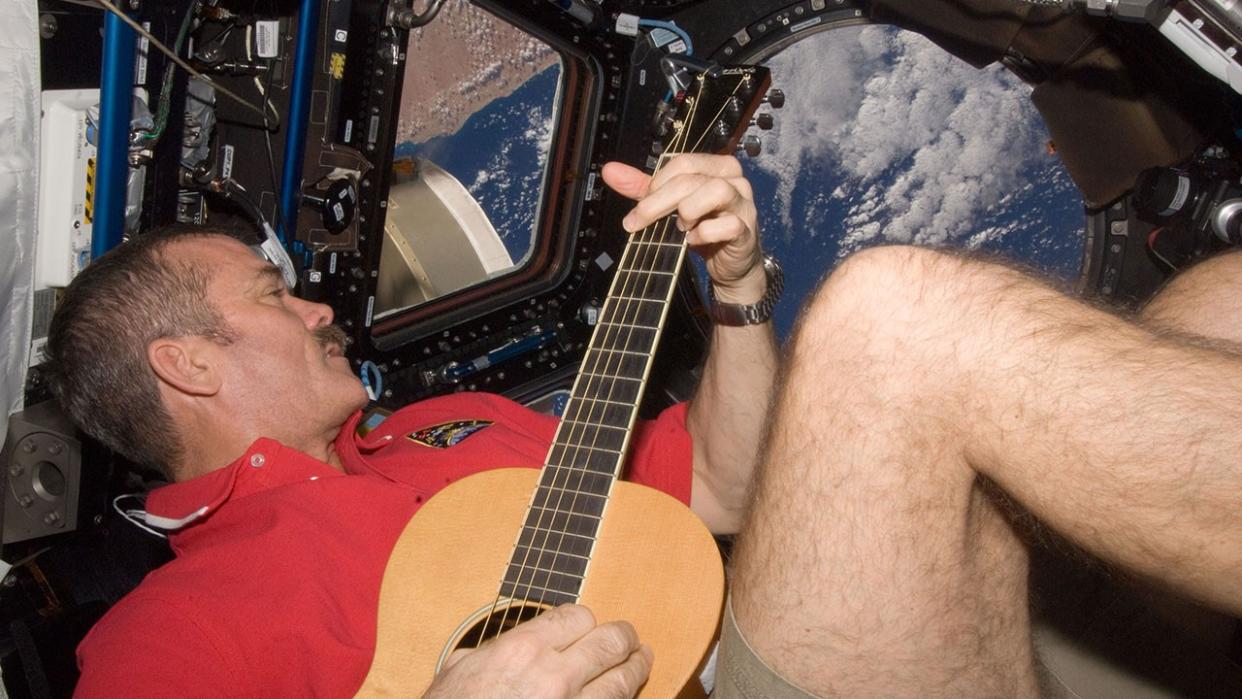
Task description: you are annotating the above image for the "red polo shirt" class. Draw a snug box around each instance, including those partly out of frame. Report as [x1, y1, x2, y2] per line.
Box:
[74, 393, 693, 697]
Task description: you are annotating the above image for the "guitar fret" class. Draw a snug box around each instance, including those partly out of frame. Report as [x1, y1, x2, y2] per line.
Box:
[529, 504, 601, 522]
[506, 549, 590, 580]
[564, 390, 641, 416]
[581, 347, 655, 374]
[547, 446, 625, 478]
[594, 324, 657, 348]
[513, 544, 590, 563]
[518, 526, 595, 558]
[532, 485, 610, 516]
[522, 508, 602, 541]
[574, 374, 643, 404]
[620, 242, 684, 272]
[531, 490, 609, 515]
[499, 580, 579, 606]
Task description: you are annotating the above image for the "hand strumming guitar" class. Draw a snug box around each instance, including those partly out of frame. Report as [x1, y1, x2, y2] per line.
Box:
[422, 605, 653, 698]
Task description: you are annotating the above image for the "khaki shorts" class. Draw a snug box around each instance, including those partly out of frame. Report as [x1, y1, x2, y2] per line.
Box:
[713, 597, 818, 698]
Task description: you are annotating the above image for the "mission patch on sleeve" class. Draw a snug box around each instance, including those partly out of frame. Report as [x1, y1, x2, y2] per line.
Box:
[407, 420, 494, 448]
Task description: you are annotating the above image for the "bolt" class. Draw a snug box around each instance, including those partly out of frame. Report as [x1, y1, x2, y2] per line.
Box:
[43, 512, 62, 527]
[17, 495, 33, 508]
[48, 443, 63, 456]
[9, 465, 23, 477]
[39, 14, 57, 39]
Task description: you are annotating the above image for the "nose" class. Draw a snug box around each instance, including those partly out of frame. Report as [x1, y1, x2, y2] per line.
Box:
[288, 294, 334, 329]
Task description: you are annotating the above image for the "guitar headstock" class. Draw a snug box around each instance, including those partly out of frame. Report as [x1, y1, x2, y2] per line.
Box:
[655, 59, 775, 160]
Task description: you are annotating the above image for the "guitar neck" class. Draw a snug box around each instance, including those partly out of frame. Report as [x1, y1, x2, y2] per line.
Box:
[498, 221, 687, 605]
[499, 65, 771, 606]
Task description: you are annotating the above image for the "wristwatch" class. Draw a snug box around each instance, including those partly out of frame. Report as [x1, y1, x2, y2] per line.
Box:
[707, 254, 784, 326]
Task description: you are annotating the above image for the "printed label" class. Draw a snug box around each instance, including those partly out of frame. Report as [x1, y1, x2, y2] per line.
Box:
[255, 20, 280, 59]
[220, 144, 235, 179]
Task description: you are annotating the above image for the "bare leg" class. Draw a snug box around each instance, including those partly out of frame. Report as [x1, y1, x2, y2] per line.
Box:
[730, 246, 1242, 696]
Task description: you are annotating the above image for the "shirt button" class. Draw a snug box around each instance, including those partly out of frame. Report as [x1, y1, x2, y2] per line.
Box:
[250, 453, 266, 468]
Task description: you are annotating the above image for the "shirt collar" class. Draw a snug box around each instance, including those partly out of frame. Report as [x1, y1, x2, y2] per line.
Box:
[142, 437, 343, 531]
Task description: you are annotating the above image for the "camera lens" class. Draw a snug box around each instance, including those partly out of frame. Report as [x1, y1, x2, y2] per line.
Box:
[1210, 199, 1242, 244]
[1133, 167, 1200, 220]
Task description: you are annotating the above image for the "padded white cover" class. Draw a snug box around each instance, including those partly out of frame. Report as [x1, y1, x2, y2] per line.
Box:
[0, 0, 40, 444]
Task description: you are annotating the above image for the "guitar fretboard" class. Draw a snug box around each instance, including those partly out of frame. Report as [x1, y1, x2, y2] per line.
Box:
[498, 221, 688, 605]
[495, 66, 767, 607]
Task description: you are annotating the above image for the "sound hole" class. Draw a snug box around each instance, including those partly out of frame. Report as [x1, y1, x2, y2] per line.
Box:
[454, 602, 546, 650]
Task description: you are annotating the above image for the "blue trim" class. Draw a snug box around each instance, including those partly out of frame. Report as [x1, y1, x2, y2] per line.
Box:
[94, 10, 137, 259]
[278, 0, 320, 244]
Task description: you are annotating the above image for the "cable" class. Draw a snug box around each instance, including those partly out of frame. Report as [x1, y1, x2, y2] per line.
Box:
[94, 0, 275, 127]
[261, 61, 284, 235]
[112, 494, 169, 539]
[140, 0, 198, 144]
[360, 361, 383, 402]
[1147, 227, 1180, 270]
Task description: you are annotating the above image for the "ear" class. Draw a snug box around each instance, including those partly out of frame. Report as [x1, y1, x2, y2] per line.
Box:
[148, 337, 222, 398]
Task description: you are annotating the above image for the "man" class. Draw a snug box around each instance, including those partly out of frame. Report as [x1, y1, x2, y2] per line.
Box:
[48, 151, 1242, 696]
[48, 155, 778, 696]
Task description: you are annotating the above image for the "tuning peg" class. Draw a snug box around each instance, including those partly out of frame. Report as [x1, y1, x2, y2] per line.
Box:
[763, 88, 785, 109]
[737, 134, 761, 158]
[752, 113, 774, 131]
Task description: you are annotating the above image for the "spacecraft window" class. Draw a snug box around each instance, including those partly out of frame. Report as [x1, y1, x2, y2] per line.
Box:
[374, 0, 560, 319]
[726, 24, 1086, 337]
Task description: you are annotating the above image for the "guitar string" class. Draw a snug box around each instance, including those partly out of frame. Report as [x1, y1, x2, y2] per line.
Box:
[486, 103, 697, 638]
[517, 76, 749, 618]
[508, 78, 735, 619]
[530, 76, 753, 594]
[500, 75, 747, 630]
[485, 73, 750, 640]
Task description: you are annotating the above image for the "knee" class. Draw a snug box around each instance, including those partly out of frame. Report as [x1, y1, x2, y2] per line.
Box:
[1140, 249, 1242, 343]
[794, 245, 965, 350]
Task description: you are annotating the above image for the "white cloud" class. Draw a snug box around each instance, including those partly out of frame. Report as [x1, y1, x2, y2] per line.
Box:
[755, 25, 1055, 254]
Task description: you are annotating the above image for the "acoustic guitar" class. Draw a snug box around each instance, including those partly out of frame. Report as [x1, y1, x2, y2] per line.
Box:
[357, 61, 773, 698]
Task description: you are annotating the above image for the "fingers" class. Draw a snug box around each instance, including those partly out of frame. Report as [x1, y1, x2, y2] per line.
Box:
[623, 175, 754, 239]
[600, 162, 651, 201]
[511, 603, 598, 651]
[686, 213, 750, 249]
[578, 645, 654, 699]
[559, 620, 644, 690]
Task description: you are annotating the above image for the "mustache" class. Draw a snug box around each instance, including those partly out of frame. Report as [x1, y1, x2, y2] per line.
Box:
[313, 325, 349, 352]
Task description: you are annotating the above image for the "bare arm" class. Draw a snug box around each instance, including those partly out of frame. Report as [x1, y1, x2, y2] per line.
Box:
[603, 155, 778, 534]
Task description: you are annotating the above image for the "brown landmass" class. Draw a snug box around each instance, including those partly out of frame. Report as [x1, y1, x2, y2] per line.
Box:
[397, 1, 559, 145]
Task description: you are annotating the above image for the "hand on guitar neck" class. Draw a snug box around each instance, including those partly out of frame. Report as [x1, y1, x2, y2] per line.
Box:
[605, 153, 766, 306]
[423, 605, 652, 698]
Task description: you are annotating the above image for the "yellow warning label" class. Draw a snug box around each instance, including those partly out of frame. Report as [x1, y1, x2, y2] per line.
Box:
[330, 52, 346, 80]
[84, 157, 96, 224]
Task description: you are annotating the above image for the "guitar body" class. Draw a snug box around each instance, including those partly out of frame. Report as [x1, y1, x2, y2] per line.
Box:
[357, 468, 725, 697]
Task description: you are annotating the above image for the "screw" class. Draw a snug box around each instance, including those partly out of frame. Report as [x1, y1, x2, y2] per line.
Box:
[39, 14, 57, 39]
